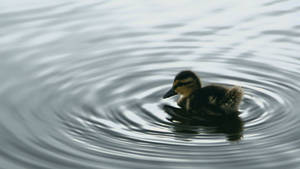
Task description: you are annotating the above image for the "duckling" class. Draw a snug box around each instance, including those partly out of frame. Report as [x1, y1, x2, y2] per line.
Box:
[163, 70, 243, 116]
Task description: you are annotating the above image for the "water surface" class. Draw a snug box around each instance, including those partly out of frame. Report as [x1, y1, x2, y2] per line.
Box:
[1, 0, 300, 169]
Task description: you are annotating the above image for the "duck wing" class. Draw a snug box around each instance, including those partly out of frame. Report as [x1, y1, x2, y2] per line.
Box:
[198, 85, 228, 105]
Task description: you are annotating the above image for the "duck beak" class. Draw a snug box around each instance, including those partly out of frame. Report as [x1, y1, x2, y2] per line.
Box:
[163, 87, 177, 99]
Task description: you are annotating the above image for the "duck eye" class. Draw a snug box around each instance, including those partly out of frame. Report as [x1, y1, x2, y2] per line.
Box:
[174, 81, 192, 88]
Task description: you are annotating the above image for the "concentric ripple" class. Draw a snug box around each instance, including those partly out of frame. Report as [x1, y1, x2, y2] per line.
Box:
[1, 0, 300, 169]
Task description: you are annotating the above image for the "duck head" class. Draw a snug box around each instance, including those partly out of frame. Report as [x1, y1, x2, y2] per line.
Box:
[163, 70, 202, 99]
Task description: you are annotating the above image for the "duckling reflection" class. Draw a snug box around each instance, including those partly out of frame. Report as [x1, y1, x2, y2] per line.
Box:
[162, 104, 243, 141]
[163, 70, 243, 116]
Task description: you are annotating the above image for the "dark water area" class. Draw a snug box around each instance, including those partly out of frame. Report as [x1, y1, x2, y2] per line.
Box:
[1, 0, 300, 169]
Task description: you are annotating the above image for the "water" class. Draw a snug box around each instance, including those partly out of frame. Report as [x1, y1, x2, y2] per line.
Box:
[1, 0, 300, 168]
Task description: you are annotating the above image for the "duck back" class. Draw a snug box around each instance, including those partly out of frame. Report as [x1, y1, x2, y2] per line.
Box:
[188, 85, 242, 115]
[221, 86, 243, 110]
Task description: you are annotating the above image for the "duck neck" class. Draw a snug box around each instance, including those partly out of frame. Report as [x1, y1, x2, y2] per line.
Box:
[196, 78, 202, 88]
[184, 85, 201, 98]
[190, 79, 201, 94]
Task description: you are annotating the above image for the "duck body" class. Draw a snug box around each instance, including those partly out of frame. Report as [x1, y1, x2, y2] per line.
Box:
[180, 85, 243, 116]
[163, 70, 243, 117]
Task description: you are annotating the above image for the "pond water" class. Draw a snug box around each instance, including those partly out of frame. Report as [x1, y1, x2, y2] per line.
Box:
[1, 0, 300, 169]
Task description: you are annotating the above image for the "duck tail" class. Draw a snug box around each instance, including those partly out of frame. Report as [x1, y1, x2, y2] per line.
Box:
[224, 86, 243, 110]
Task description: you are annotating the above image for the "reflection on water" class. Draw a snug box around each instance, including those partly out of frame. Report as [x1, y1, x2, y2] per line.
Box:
[1, 0, 300, 169]
[163, 104, 244, 142]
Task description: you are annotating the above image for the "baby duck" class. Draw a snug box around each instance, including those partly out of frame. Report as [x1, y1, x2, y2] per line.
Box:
[163, 70, 243, 116]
